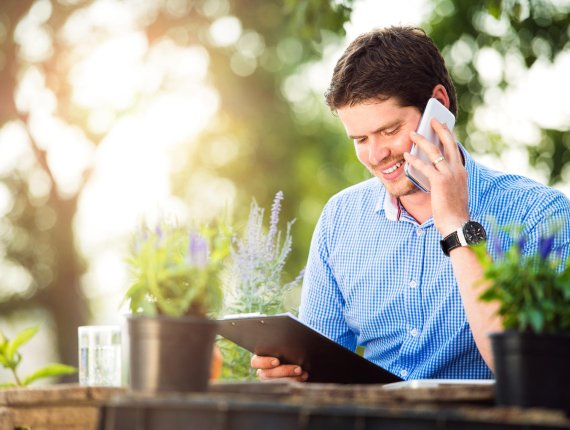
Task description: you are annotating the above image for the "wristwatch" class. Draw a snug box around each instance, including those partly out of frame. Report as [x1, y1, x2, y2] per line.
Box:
[440, 221, 486, 256]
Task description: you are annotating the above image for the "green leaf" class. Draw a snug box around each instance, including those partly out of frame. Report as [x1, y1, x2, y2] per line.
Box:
[0, 382, 18, 389]
[22, 364, 78, 386]
[527, 308, 544, 333]
[0, 355, 9, 367]
[5, 326, 39, 362]
[136, 299, 157, 317]
[0, 331, 6, 350]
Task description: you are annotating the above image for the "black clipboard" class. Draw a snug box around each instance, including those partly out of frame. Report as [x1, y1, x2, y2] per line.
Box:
[217, 313, 402, 384]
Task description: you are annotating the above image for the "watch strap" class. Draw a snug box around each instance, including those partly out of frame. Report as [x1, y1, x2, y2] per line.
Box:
[440, 231, 462, 256]
[440, 221, 486, 256]
[456, 226, 468, 247]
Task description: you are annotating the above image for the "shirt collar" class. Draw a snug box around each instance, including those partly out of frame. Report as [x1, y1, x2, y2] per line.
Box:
[377, 190, 401, 221]
[461, 143, 482, 218]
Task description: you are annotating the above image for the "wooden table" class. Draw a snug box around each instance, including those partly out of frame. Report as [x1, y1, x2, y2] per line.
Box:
[0, 385, 125, 430]
[100, 381, 570, 430]
[1, 382, 569, 430]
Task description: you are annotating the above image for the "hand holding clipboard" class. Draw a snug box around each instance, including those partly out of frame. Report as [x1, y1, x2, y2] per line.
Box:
[217, 313, 401, 384]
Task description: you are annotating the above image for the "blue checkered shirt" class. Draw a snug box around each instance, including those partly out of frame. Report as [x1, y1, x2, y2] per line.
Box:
[299, 147, 570, 380]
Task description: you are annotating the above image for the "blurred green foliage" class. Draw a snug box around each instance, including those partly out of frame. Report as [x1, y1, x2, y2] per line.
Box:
[427, 0, 570, 184]
[0, 326, 77, 388]
[168, 0, 361, 275]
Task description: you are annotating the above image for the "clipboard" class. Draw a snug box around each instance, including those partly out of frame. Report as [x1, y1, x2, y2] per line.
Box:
[217, 313, 402, 384]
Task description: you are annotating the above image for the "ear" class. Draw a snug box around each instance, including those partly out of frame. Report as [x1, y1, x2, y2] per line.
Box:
[431, 84, 450, 109]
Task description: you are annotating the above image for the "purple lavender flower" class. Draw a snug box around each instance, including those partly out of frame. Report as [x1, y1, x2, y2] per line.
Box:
[188, 231, 209, 267]
[224, 192, 301, 316]
[491, 234, 504, 258]
[267, 191, 284, 251]
[538, 235, 555, 259]
[133, 228, 149, 254]
[516, 235, 526, 254]
[154, 225, 163, 243]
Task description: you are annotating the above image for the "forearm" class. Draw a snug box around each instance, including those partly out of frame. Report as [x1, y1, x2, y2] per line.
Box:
[449, 246, 502, 371]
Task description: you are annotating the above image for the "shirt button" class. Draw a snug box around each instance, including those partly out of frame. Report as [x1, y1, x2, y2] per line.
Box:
[416, 229, 424, 236]
[409, 280, 417, 288]
[401, 369, 409, 377]
[410, 328, 419, 337]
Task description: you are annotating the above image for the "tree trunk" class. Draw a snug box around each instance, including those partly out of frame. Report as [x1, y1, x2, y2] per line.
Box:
[39, 196, 89, 380]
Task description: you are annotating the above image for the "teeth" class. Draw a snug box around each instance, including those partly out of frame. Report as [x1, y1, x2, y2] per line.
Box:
[383, 161, 403, 174]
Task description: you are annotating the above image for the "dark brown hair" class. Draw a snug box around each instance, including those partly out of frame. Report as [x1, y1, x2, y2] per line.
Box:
[325, 26, 457, 116]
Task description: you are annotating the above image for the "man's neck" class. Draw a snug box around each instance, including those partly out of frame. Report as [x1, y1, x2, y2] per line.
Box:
[399, 191, 432, 225]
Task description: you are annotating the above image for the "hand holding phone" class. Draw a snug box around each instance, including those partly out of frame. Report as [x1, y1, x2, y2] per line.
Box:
[404, 98, 455, 192]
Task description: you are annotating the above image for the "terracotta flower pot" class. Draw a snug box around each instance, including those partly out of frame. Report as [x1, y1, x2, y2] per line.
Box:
[210, 344, 223, 381]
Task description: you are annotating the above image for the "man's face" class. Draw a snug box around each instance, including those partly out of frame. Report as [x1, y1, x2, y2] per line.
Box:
[337, 98, 422, 197]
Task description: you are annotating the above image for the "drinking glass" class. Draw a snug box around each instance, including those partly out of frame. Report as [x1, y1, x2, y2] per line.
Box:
[78, 325, 122, 387]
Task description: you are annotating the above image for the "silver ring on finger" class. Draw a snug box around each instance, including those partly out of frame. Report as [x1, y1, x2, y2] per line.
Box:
[432, 156, 445, 167]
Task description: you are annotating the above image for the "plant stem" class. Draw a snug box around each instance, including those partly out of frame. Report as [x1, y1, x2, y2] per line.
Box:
[11, 367, 23, 387]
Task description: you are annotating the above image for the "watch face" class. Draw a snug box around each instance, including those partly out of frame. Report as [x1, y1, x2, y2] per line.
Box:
[463, 221, 486, 244]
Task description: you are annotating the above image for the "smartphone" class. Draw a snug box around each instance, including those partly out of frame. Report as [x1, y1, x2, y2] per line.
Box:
[404, 98, 455, 192]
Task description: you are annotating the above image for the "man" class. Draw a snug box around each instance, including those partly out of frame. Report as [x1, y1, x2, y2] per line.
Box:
[252, 26, 570, 381]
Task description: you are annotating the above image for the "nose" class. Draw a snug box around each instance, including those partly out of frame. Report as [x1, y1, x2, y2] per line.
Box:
[368, 138, 389, 165]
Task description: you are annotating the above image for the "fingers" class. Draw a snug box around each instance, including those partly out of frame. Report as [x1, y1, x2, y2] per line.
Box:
[251, 354, 280, 369]
[406, 119, 469, 235]
[408, 119, 459, 168]
[430, 118, 461, 166]
[403, 150, 435, 181]
[404, 134, 444, 180]
[406, 118, 460, 175]
[251, 355, 309, 382]
[256, 365, 308, 382]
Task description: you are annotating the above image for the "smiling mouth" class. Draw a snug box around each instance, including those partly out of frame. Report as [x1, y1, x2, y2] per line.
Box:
[382, 160, 404, 174]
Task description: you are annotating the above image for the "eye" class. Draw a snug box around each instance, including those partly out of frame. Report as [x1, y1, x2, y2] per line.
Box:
[354, 137, 367, 144]
[383, 127, 400, 136]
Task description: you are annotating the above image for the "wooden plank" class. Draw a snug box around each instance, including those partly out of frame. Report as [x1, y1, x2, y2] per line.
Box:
[89, 386, 127, 402]
[0, 385, 87, 405]
[103, 390, 570, 429]
[0, 385, 126, 430]
[0, 407, 13, 430]
[9, 405, 99, 430]
[291, 382, 494, 404]
[456, 406, 569, 427]
[0, 384, 125, 406]
[212, 381, 495, 405]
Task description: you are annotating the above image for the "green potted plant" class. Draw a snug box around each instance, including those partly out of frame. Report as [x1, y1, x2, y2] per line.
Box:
[124, 220, 230, 392]
[475, 225, 570, 412]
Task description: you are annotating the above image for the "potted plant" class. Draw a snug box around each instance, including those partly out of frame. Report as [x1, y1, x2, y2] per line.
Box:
[475, 225, 570, 412]
[124, 220, 230, 392]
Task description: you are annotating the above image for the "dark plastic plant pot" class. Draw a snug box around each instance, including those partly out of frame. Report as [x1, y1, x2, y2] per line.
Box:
[128, 315, 218, 393]
[491, 331, 570, 413]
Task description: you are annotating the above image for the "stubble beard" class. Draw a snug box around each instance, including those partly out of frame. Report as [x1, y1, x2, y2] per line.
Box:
[366, 154, 419, 198]
[375, 172, 418, 198]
